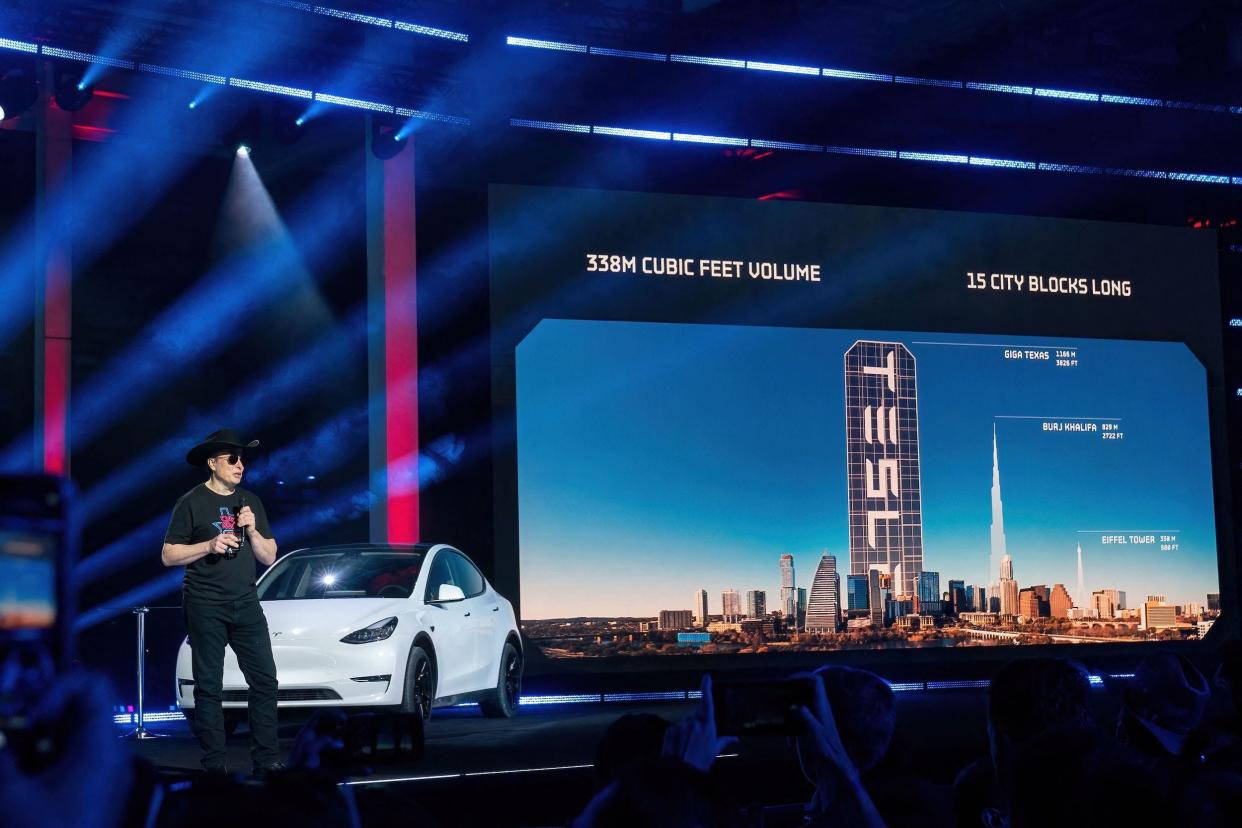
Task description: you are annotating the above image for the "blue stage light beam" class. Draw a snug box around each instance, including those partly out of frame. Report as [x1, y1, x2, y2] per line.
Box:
[0, 10, 291, 354]
[76, 477, 375, 630]
[296, 42, 401, 126]
[77, 6, 150, 89]
[49, 159, 367, 465]
[245, 403, 368, 487]
[61, 155, 325, 452]
[73, 569, 186, 631]
[78, 306, 367, 525]
[75, 403, 370, 585]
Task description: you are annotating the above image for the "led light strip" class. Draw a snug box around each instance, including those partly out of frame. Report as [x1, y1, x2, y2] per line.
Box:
[509, 118, 1239, 185]
[139, 63, 226, 85]
[0, 36, 38, 53]
[260, 1, 469, 42]
[41, 45, 134, 69]
[315, 91, 393, 113]
[230, 77, 313, 99]
[507, 36, 1242, 116]
[0, 31, 470, 126]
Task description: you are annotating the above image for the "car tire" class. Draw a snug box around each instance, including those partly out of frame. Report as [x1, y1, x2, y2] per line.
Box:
[479, 642, 522, 718]
[401, 645, 435, 722]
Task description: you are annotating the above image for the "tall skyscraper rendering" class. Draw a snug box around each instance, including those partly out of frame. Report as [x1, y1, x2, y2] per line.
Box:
[989, 425, 1008, 607]
[1092, 590, 1116, 619]
[1000, 554, 1014, 582]
[917, 571, 942, 615]
[1050, 584, 1073, 618]
[780, 554, 796, 623]
[847, 574, 870, 612]
[722, 589, 742, 622]
[806, 554, 841, 633]
[845, 341, 924, 597]
[867, 568, 887, 627]
[1075, 542, 1087, 609]
[948, 580, 967, 615]
[694, 589, 709, 627]
[796, 588, 807, 630]
[745, 590, 767, 619]
[999, 555, 1018, 615]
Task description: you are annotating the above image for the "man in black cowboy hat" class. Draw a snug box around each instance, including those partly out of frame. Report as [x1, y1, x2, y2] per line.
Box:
[162, 429, 282, 775]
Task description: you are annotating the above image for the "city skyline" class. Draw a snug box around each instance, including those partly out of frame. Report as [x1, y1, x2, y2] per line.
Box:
[517, 320, 1219, 620]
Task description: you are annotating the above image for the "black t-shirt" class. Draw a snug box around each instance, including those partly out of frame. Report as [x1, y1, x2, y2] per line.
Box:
[164, 483, 274, 602]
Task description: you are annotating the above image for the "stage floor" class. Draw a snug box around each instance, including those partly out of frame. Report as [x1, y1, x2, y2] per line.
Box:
[130, 700, 704, 778]
[125, 690, 1011, 826]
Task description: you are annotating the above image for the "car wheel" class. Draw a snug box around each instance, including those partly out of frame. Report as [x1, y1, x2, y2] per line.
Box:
[401, 645, 434, 722]
[480, 642, 522, 718]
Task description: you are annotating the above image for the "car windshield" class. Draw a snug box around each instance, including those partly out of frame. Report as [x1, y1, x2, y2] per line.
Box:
[256, 550, 423, 600]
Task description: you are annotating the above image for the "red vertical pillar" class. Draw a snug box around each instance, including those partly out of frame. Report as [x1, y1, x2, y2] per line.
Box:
[366, 124, 419, 544]
[383, 146, 419, 544]
[35, 71, 73, 476]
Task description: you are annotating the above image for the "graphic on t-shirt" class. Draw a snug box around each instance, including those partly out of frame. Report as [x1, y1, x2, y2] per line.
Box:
[213, 507, 238, 537]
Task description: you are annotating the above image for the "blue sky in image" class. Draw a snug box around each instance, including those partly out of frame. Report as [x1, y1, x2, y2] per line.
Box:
[517, 320, 1219, 619]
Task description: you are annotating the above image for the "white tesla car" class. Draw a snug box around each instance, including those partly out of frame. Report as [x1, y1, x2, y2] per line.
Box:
[175, 543, 523, 725]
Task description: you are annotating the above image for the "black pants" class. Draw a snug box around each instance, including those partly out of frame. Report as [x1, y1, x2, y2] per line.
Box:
[183, 595, 280, 770]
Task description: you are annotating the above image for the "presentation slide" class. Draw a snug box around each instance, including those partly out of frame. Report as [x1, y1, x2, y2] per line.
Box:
[489, 185, 1226, 658]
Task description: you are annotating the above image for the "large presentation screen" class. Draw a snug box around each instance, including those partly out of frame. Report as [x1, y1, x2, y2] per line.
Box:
[489, 185, 1227, 659]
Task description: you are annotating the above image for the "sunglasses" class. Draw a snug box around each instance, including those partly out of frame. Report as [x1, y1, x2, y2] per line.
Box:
[213, 454, 244, 466]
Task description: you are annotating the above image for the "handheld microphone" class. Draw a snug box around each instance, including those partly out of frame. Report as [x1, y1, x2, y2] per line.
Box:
[225, 497, 247, 559]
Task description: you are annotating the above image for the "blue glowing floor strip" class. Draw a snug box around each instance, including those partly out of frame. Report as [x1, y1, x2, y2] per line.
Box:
[506, 36, 1242, 117]
[508, 118, 1240, 186]
[114, 673, 1133, 727]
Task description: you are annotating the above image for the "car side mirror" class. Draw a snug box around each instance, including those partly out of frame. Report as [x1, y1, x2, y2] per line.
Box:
[435, 583, 465, 603]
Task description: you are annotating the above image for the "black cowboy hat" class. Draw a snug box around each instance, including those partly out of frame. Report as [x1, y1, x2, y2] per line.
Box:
[186, 429, 260, 466]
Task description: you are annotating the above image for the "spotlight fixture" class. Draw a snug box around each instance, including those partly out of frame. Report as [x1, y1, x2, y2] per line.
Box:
[53, 69, 93, 111]
[273, 100, 307, 146]
[370, 121, 408, 160]
[220, 104, 262, 156]
[0, 65, 38, 122]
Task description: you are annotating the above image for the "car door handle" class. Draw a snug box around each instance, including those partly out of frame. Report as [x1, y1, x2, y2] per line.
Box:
[463, 611, 471, 617]
[491, 606, 499, 612]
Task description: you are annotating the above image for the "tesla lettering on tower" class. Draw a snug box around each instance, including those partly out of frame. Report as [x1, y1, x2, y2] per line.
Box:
[845, 341, 925, 597]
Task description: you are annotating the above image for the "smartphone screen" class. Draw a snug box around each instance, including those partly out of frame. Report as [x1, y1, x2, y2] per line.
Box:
[712, 677, 816, 737]
[0, 475, 76, 684]
[0, 529, 58, 634]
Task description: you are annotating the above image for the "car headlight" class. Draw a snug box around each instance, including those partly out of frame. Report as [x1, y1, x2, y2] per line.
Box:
[340, 617, 398, 644]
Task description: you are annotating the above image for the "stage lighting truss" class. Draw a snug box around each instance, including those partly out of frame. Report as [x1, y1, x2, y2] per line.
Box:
[507, 35, 1242, 118]
[508, 117, 1241, 187]
[0, 32, 471, 128]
